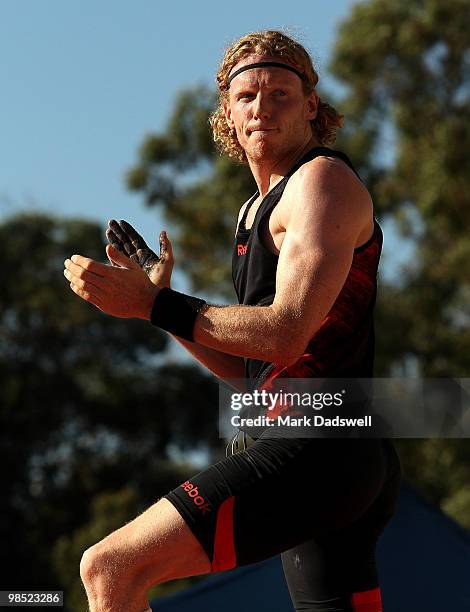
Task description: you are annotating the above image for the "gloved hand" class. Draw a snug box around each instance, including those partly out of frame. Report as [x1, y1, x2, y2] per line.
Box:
[106, 219, 174, 287]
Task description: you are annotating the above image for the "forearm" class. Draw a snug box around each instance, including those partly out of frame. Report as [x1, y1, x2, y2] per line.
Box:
[171, 334, 247, 385]
[148, 289, 306, 368]
[193, 303, 300, 366]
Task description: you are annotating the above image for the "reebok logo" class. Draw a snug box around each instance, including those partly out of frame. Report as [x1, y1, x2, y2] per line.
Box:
[181, 480, 212, 515]
[237, 244, 248, 256]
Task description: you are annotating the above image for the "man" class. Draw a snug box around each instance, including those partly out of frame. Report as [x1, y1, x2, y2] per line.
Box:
[64, 31, 401, 612]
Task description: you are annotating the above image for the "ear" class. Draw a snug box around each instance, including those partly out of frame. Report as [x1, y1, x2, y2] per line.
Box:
[305, 90, 319, 121]
[223, 98, 235, 130]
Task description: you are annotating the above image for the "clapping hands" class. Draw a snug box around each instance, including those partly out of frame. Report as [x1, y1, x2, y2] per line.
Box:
[106, 220, 174, 288]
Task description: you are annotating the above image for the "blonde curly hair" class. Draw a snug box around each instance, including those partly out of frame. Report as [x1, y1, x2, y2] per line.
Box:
[209, 30, 344, 164]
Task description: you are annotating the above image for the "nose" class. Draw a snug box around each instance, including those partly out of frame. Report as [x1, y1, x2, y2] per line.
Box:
[252, 92, 271, 120]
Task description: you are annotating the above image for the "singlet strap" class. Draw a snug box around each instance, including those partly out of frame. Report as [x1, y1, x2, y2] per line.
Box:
[239, 192, 259, 231]
[238, 147, 363, 232]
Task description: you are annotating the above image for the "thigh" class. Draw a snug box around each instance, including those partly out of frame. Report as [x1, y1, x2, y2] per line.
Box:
[281, 438, 402, 611]
[164, 436, 394, 572]
[82, 496, 213, 594]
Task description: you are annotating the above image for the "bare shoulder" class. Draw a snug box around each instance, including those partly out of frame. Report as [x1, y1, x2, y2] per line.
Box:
[276, 154, 374, 250]
[280, 154, 373, 231]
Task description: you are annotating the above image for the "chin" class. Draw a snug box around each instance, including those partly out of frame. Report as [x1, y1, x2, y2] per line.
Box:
[248, 139, 286, 162]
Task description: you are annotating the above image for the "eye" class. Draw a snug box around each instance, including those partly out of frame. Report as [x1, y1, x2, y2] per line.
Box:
[238, 93, 254, 101]
[273, 90, 287, 96]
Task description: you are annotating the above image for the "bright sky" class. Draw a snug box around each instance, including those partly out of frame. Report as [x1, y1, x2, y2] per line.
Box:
[0, 1, 354, 221]
[1, 0, 406, 289]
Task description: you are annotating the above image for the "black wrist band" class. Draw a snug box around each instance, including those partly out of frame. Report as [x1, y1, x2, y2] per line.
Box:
[150, 287, 207, 342]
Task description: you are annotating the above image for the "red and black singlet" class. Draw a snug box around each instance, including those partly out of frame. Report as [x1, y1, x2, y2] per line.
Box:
[231, 146, 383, 383]
[163, 148, 399, 612]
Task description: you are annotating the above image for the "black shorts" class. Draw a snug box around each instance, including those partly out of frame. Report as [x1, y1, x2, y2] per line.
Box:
[164, 433, 401, 612]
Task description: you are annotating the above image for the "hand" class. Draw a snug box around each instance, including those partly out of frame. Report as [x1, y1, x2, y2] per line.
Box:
[106, 219, 174, 287]
[63, 246, 159, 320]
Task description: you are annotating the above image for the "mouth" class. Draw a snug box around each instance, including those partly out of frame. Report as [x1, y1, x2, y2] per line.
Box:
[250, 128, 278, 134]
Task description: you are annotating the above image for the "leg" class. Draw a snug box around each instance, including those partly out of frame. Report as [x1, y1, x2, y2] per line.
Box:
[80, 497, 211, 612]
[166, 436, 400, 573]
[81, 436, 401, 612]
[281, 523, 383, 612]
[281, 438, 402, 611]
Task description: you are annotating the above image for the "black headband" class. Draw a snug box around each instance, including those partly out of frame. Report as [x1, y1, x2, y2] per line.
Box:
[227, 61, 305, 87]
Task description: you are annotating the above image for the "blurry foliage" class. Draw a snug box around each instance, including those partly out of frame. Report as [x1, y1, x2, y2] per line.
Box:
[3, 0, 470, 608]
[125, 0, 470, 531]
[0, 213, 221, 608]
[125, 85, 266, 296]
[331, 0, 470, 377]
[52, 488, 143, 611]
[329, 0, 470, 529]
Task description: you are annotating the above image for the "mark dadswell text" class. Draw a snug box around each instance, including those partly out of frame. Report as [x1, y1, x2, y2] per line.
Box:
[231, 415, 373, 428]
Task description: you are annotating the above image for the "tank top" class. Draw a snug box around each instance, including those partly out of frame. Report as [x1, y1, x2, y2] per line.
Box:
[231, 146, 383, 385]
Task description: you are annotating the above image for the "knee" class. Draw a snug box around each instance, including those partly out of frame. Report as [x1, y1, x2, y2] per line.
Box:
[80, 541, 127, 586]
[80, 541, 149, 594]
[80, 544, 107, 585]
[80, 543, 150, 611]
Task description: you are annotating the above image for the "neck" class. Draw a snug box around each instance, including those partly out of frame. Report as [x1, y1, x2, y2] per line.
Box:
[247, 134, 323, 198]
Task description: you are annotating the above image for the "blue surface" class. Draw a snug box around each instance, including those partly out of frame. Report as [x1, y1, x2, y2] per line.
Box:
[152, 482, 470, 612]
[153, 557, 293, 612]
[378, 483, 470, 611]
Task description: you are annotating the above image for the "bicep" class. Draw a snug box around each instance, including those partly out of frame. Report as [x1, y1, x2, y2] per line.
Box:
[271, 160, 369, 343]
[273, 225, 354, 339]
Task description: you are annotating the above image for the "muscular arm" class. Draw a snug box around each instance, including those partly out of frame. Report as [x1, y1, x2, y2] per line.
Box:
[171, 337, 247, 388]
[105, 218, 248, 384]
[65, 160, 371, 371]
[192, 158, 372, 366]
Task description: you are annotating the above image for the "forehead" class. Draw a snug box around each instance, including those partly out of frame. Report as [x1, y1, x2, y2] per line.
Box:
[228, 55, 302, 90]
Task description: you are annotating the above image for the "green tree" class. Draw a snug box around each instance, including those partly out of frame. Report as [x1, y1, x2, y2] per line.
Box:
[0, 212, 220, 609]
[125, 2, 470, 529]
[125, 84, 256, 297]
[329, 0, 470, 526]
[331, 0, 470, 377]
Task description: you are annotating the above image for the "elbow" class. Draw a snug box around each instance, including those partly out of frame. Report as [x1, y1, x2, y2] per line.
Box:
[270, 332, 306, 368]
[266, 306, 312, 367]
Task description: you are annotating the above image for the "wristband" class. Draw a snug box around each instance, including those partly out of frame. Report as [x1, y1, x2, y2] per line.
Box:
[150, 287, 207, 341]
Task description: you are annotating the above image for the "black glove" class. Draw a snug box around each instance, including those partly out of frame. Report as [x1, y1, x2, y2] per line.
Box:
[106, 220, 173, 287]
[106, 219, 160, 275]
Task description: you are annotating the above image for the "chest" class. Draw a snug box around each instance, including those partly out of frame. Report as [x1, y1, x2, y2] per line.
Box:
[244, 194, 288, 256]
